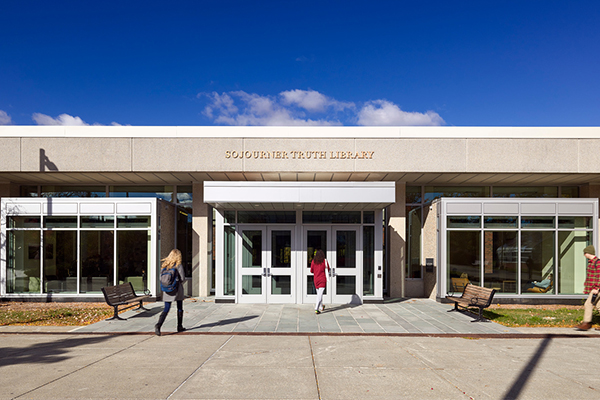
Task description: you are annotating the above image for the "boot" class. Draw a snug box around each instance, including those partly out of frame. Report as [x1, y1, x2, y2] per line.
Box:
[177, 310, 186, 333]
[576, 321, 592, 331]
[155, 312, 167, 336]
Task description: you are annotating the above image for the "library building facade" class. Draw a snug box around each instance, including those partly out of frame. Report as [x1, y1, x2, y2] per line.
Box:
[1, 126, 599, 304]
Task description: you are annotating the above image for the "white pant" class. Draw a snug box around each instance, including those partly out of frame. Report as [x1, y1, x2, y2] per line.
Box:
[315, 287, 325, 311]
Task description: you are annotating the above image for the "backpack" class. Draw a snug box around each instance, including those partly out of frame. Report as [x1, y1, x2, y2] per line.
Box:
[160, 267, 180, 295]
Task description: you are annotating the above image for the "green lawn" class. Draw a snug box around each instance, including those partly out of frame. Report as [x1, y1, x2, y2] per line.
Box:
[478, 307, 598, 327]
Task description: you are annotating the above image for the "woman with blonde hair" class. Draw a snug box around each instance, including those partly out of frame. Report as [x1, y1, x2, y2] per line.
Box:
[155, 249, 186, 336]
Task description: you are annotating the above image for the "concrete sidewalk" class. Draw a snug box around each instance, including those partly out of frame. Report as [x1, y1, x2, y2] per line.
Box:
[1, 333, 600, 399]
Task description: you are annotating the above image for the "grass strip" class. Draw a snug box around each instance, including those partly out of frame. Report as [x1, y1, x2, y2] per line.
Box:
[477, 307, 600, 327]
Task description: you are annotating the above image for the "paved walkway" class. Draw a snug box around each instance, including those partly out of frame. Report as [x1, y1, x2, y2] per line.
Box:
[1, 298, 598, 337]
[67, 298, 521, 335]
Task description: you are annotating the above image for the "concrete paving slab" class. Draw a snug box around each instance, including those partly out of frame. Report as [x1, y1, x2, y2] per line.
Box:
[311, 336, 427, 369]
[317, 367, 466, 400]
[172, 366, 318, 400]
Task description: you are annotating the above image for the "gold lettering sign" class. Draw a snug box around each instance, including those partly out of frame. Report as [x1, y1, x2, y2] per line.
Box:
[225, 150, 374, 159]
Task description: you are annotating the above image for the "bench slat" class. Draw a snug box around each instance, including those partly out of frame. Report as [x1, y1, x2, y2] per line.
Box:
[101, 283, 151, 321]
[445, 283, 496, 322]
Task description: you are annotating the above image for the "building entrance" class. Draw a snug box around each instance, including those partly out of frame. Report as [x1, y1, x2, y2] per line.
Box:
[234, 224, 364, 304]
[303, 226, 362, 304]
[237, 225, 296, 303]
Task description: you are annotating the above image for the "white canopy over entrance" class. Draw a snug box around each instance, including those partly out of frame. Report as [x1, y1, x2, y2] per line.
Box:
[206, 182, 393, 304]
[204, 181, 396, 210]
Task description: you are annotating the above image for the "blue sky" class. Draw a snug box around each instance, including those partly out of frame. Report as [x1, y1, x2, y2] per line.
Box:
[1, 1, 599, 127]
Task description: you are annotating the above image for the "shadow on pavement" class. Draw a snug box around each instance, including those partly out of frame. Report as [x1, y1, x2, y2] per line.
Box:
[0, 335, 112, 367]
[320, 303, 360, 313]
[188, 315, 259, 330]
[502, 337, 551, 399]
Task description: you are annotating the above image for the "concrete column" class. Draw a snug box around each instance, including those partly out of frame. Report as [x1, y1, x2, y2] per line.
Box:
[192, 182, 211, 297]
[388, 182, 406, 298]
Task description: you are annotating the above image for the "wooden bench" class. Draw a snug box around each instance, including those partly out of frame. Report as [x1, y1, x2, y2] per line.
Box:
[446, 283, 496, 322]
[101, 283, 152, 321]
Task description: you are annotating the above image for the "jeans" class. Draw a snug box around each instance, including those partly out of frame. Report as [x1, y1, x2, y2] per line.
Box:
[163, 300, 183, 314]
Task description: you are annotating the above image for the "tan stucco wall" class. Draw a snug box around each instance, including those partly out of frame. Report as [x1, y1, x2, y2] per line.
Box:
[388, 182, 405, 298]
[2, 135, 600, 175]
[21, 138, 132, 172]
[193, 183, 211, 297]
[422, 202, 438, 300]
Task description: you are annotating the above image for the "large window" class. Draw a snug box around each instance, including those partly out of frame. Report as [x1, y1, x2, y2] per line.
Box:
[440, 198, 595, 297]
[407, 185, 581, 285]
[3, 199, 156, 296]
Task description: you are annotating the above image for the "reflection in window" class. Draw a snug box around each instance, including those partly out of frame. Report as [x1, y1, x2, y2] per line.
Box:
[493, 186, 558, 198]
[521, 231, 554, 294]
[271, 276, 291, 295]
[242, 231, 262, 268]
[117, 230, 150, 293]
[176, 185, 193, 205]
[447, 216, 481, 228]
[224, 226, 236, 295]
[117, 215, 151, 228]
[558, 231, 591, 294]
[302, 211, 361, 224]
[484, 216, 517, 229]
[521, 216, 555, 229]
[80, 231, 114, 293]
[8, 216, 40, 228]
[41, 186, 106, 198]
[363, 226, 375, 295]
[406, 206, 422, 278]
[7, 230, 41, 293]
[425, 186, 489, 204]
[43, 231, 77, 293]
[336, 231, 356, 268]
[406, 186, 422, 204]
[239, 211, 296, 224]
[306, 230, 327, 269]
[483, 231, 518, 293]
[81, 216, 114, 228]
[447, 231, 480, 292]
[558, 217, 592, 229]
[109, 186, 173, 202]
[271, 231, 291, 268]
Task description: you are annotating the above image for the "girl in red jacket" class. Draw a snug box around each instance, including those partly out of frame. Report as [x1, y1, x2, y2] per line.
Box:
[311, 249, 330, 314]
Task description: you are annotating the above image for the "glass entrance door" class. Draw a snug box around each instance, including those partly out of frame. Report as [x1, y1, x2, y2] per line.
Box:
[238, 227, 266, 303]
[237, 226, 295, 303]
[303, 226, 362, 305]
[303, 229, 330, 304]
[267, 227, 295, 303]
[332, 227, 361, 303]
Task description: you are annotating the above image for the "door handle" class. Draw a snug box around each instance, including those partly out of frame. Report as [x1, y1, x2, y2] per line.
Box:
[262, 268, 267, 277]
[267, 268, 271, 277]
[332, 268, 336, 277]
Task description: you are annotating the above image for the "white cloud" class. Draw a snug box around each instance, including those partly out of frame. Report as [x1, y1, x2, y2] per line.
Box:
[0, 110, 12, 125]
[357, 100, 445, 126]
[280, 89, 354, 113]
[32, 113, 89, 126]
[31, 113, 126, 126]
[202, 91, 340, 126]
[201, 89, 445, 127]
